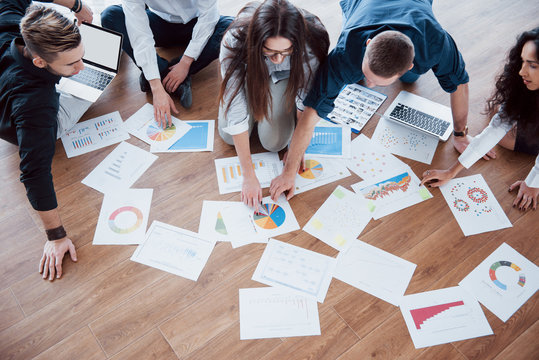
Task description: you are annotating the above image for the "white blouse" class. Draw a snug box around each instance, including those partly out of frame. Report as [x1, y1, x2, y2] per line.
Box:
[458, 112, 538, 187]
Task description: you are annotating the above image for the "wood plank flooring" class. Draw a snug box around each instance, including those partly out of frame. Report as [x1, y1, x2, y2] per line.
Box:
[1, 0, 537, 359]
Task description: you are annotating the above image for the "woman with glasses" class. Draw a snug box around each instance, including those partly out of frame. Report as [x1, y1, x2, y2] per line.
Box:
[421, 28, 539, 211]
[218, 0, 329, 208]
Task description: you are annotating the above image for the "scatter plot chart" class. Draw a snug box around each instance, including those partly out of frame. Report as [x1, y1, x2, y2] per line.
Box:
[400, 286, 493, 348]
[440, 174, 511, 236]
[372, 117, 438, 164]
[460, 243, 539, 322]
[345, 134, 408, 181]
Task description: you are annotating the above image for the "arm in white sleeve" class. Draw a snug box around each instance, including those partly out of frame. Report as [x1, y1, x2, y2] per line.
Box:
[183, 0, 220, 60]
[122, 0, 160, 80]
[458, 113, 514, 168]
[295, 48, 320, 112]
[220, 32, 250, 135]
[524, 156, 539, 188]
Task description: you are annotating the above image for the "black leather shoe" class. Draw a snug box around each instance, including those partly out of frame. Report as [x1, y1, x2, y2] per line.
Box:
[176, 76, 192, 109]
[139, 73, 151, 93]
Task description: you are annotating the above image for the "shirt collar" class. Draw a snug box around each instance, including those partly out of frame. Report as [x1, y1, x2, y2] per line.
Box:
[11, 38, 62, 83]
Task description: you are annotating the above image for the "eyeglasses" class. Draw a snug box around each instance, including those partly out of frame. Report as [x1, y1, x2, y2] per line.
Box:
[262, 46, 294, 60]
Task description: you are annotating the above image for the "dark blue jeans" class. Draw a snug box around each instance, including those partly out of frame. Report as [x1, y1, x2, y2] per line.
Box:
[101, 5, 233, 78]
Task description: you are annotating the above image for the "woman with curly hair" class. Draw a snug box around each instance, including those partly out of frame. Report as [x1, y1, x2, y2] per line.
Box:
[421, 27, 539, 211]
[218, 0, 329, 208]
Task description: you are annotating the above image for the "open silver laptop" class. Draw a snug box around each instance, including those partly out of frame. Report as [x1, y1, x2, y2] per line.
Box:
[384, 91, 453, 141]
[57, 23, 123, 103]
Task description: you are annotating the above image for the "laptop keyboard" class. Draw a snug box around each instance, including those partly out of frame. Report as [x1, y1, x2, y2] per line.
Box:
[70, 67, 114, 91]
[389, 103, 450, 137]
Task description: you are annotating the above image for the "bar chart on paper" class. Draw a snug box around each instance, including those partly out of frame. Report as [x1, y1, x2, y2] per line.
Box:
[61, 111, 129, 157]
[215, 152, 283, 194]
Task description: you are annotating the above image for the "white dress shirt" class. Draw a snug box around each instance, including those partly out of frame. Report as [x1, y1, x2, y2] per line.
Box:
[219, 29, 320, 136]
[123, 0, 220, 80]
[458, 112, 539, 187]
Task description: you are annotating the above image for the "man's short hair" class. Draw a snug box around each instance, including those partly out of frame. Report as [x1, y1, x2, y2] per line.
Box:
[365, 31, 415, 78]
[20, 4, 81, 62]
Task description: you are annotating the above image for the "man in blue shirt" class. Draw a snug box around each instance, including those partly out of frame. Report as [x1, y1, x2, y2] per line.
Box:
[270, 0, 473, 200]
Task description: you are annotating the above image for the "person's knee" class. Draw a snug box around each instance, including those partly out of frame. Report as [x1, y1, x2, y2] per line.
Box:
[100, 5, 124, 31]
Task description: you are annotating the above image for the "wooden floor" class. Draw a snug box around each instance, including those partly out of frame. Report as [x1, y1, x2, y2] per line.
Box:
[1, 1, 538, 359]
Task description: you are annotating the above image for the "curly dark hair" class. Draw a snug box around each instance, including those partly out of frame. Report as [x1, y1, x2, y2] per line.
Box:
[486, 27, 539, 127]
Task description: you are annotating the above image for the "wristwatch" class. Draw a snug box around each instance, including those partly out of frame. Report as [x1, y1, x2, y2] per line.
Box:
[453, 126, 468, 137]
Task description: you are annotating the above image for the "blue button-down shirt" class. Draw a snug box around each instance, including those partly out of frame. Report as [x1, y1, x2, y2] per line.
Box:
[304, 0, 469, 119]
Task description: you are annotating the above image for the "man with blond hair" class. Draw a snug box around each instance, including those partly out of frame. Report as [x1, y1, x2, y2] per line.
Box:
[270, 0, 473, 201]
[0, 0, 93, 280]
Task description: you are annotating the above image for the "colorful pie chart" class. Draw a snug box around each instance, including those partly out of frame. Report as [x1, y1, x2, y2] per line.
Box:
[489, 260, 526, 290]
[147, 122, 176, 141]
[299, 160, 323, 179]
[108, 206, 143, 234]
[253, 203, 286, 229]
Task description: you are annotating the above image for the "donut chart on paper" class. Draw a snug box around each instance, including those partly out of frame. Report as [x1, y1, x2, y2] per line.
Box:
[489, 261, 526, 290]
[146, 123, 176, 141]
[253, 203, 286, 229]
[299, 160, 323, 179]
[108, 206, 143, 234]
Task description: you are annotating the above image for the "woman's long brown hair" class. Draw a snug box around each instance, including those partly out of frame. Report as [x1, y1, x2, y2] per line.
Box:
[219, 0, 329, 122]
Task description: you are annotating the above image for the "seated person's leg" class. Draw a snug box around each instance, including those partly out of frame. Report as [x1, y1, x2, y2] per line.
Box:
[399, 70, 420, 84]
[258, 79, 295, 152]
[56, 91, 92, 138]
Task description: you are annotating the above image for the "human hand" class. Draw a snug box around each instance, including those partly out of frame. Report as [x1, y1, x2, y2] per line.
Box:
[241, 175, 262, 208]
[163, 58, 191, 93]
[39, 237, 77, 281]
[269, 172, 296, 201]
[151, 86, 178, 128]
[452, 135, 495, 160]
[75, 4, 93, 24]
[420, 168, 457, 188]
[509, 180, 538, 211]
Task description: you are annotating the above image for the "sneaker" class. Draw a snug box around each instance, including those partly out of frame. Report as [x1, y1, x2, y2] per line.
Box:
[139, 73, 150, 93]
[176, 76, 192, 109]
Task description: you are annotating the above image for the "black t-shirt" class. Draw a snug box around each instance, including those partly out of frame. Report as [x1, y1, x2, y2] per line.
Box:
[0, 0, 61, 211]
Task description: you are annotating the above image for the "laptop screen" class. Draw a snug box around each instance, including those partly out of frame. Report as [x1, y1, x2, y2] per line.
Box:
[79, 23, 122, 72]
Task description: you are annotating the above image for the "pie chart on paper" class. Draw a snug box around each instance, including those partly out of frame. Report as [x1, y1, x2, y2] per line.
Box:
[146, 123, 176, 141]
[299, 160, 324, 179]
[253, 203, 286, 229]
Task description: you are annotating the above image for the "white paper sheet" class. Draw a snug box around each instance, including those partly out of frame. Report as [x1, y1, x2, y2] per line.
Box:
[351, 168, 432, 220]
[305, 120, 351, 158]
[439, 174, 512, 236]
[294, 156, 351, 195]
[252, 239, 337, 303]
[123, 103, 191, 152]
[220, 195, 300, 248]
[459, 242, 538, 322]
[131, 220, 216, 281]
[61, 111, 130, 158]
[159, 120, 214, 152]
[372, 117, 439, 164]
[334, 240, 416, 306]
[239, 287, 321, 339]
[81, 142, 158, 194]
[326, 84, 387, 132]
[93, 188, 153, 245]
[198, 200, 236, 243]
[214, 152, 283, 194]
[400, 286, 493, 348]
[345, 134, 408, 181]
[303, 186, 371, 251]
